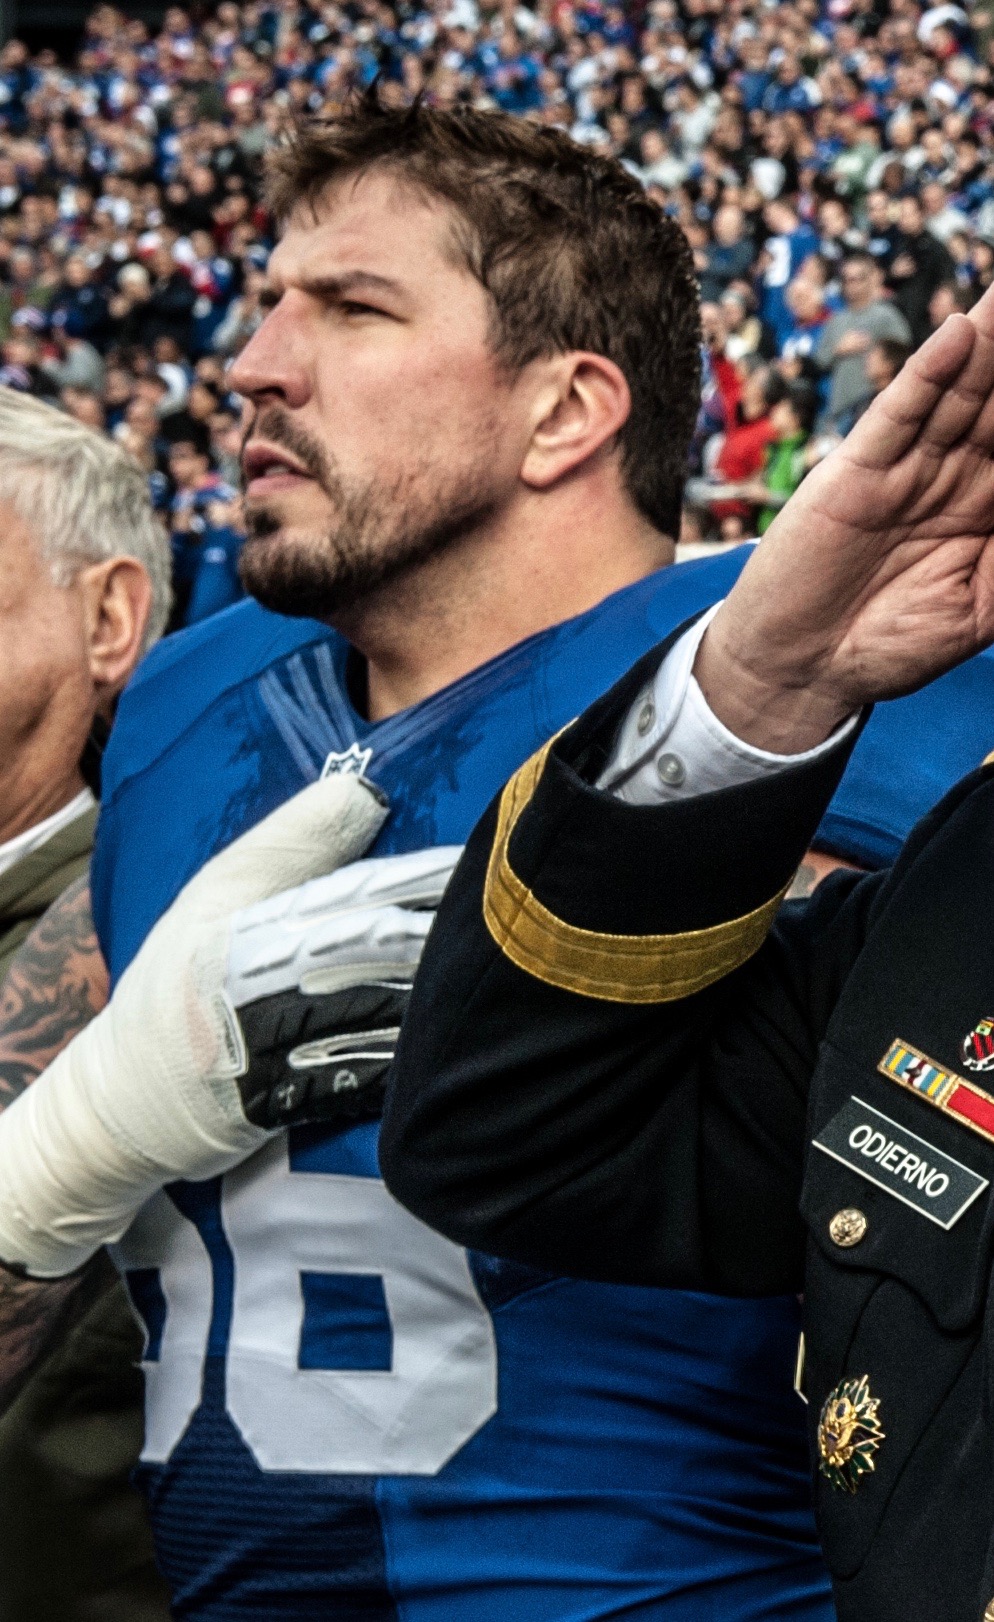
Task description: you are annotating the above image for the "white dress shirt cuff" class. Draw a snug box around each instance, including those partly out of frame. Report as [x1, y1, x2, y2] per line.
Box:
[597, 604, 859, 804]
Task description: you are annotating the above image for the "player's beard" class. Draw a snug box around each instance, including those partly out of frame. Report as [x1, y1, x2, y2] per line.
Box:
[239, 405, 503, 621]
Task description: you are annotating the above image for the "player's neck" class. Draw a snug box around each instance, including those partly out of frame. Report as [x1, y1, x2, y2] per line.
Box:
[335, 492, 675, 721]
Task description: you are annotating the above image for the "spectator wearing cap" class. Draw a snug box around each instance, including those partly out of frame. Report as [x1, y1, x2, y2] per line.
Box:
[166, 427, 242, 627]
[889, 190, 957, 344]
[816, 250, 912, 426]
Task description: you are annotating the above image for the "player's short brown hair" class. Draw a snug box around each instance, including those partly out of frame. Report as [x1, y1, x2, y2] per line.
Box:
[266, 94, 701, 537]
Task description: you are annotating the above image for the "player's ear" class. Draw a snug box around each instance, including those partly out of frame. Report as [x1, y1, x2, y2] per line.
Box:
[519, 352, 632, 491]
[78, 556, 153, 700]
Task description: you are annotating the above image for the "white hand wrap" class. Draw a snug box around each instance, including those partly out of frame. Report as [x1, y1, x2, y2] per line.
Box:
[0, 774, 387, 1278]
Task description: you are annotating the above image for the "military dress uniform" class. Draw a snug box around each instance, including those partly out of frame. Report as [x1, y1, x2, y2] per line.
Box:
[382, 621, 994, 1622]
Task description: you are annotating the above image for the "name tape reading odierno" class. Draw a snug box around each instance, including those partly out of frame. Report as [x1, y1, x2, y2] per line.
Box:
[812, 1095, 989, 1229]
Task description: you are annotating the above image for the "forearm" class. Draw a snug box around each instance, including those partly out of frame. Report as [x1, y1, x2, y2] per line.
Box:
[0, 878, 110, 1396]
[0, 876, 108, 1105]
[693, 604, 859, 753]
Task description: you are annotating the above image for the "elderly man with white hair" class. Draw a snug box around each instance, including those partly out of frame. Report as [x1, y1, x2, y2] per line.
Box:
[0, 385, 172, 1622]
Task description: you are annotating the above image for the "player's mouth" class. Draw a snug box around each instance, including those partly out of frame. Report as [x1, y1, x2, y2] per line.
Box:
[242, 442, 317, 497]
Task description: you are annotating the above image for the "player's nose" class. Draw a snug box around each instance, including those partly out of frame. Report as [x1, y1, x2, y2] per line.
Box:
[230, 298, 311, 410]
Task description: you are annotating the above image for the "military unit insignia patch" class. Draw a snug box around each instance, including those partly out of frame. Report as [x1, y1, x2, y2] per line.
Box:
[962, 1016, 994, 1074]
[817, 1374, 885, 1494]
[879, 1039, 994, 1149]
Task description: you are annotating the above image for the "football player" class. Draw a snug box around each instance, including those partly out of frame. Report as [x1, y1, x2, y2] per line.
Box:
[1, 97, 994, 1621]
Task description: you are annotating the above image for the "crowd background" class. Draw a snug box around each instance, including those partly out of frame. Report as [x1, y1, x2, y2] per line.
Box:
[0, 0, 990, 609]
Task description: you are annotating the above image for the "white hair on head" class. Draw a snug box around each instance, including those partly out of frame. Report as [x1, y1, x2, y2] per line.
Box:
[0, 385, 171, 650]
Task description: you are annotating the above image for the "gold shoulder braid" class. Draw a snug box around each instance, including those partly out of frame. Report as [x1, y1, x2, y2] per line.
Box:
[482, 739, 788, 1004]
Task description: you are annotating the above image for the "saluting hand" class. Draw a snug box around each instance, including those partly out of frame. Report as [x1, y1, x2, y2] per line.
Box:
[697, 283, 994, 753]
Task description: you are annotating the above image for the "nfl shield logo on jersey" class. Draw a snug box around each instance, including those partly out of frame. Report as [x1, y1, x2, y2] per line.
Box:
[321, 743, 374, 779]
[962, 1016, 994, 1073]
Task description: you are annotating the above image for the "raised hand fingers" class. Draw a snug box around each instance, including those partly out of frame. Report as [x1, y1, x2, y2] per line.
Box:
[967, 278, 994, 345]
[844, 313, 977, 469]
[920, 308, 994, 453]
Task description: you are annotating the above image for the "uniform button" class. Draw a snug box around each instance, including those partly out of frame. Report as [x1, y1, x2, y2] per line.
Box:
[829, 1207, 867, 1247]
[656, 752, 686, 787]
[636, 699, 655, 736]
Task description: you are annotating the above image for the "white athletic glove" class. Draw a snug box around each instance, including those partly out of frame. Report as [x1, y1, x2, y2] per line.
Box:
[222, 840, 462, 1130]
[0, 775, 457, 1280]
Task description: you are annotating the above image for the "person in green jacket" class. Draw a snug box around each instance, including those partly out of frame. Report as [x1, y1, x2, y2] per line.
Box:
[0, 387, 172, 1622]
[736, 379, 819, 535]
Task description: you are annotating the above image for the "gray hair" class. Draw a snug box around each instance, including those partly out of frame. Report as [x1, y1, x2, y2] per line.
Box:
[0, 386, 171, 649]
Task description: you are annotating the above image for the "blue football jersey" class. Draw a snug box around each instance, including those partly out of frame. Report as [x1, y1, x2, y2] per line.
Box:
[89, 548, 994, 1621]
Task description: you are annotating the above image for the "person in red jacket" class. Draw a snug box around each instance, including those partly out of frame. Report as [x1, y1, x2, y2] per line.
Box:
[710, 358, 783, 524]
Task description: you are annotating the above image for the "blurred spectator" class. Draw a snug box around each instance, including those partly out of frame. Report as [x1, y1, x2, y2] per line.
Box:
[690, 357, 785, 526]
[864, 190, 901, 274]
[817, 197, 865, 272]
[890, 192, 957, 344]
[166, 428, 242, 626]
[928, 278, 976, 325]
[922, 178, 971, 241]
[780, 274, 833, 370]
[760, 200, 820, 350]
[698, 206, 755, 303]
[860, 335, 915, 413]
[736, 380, 820, 534]
[816, 252, 912, 427]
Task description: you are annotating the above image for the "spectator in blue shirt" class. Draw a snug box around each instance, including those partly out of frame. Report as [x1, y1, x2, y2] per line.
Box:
[762, 56, 821, 116]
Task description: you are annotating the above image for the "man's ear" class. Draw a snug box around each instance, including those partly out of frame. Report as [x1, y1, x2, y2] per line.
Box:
[77, 556, 153, 699]
[520, 352, 632, 491]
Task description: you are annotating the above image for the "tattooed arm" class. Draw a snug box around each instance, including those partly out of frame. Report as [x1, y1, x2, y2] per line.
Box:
[789, 847, 864, 899]
[0, 876, 112, 1412]
[0, 875, 109, 1105]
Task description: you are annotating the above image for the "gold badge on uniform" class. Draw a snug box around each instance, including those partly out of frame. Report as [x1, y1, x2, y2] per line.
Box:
[817, 1374, 885, 1494]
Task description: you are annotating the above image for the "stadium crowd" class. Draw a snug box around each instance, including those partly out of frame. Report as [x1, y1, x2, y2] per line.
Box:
[0, 0, 990, 603]
[2, 5, 994, 1617]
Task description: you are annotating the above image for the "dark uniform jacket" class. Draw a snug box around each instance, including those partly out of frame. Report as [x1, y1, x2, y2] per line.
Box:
[381, 626, 994, 1622]
[0, 809, 169, 1622]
